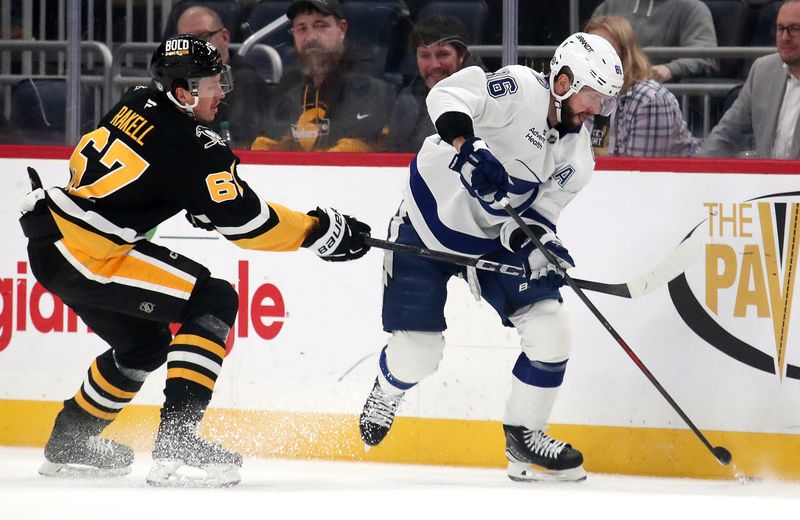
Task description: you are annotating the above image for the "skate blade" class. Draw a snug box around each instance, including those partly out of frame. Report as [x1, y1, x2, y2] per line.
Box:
[507, 461, 587, 483]
[146, 459, 241, 488]
[39, 460, 131, 479]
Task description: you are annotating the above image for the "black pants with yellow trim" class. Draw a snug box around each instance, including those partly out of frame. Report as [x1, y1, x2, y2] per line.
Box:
[27, 233, 239, 432]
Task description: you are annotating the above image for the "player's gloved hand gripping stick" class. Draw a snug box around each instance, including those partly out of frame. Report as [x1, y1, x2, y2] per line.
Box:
[449, 137, 509, 203]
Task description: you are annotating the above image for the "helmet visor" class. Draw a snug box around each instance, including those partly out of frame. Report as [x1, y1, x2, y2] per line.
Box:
[577, 86, 617, 117]
[190, 65, 233, 97]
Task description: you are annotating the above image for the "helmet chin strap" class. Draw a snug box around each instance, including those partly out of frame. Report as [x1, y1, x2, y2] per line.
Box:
[551, 89, 573, 124]
[167, 91, 200, 118]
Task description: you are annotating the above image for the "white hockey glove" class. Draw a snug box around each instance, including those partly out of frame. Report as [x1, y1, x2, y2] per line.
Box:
[448, 137, 509, 203]
[505, 227, 575, 290]
[303, 207, 371, 262]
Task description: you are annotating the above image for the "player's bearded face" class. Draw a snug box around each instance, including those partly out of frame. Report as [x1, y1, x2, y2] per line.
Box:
[561, 87, 614, 130]
[559, 96, 584, 131]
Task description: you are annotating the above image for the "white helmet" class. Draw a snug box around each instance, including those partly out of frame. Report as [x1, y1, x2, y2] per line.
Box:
[549, 32, 624, 122]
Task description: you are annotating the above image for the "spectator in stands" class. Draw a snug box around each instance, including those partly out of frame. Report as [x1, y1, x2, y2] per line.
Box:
[387, 15, 484, 153]
[177, 5, 266, 147]
[250, 0, 393, 152]
[591, 0, 719, 82]
[701, 0, 800, 158]
[584, 15, 700, 156]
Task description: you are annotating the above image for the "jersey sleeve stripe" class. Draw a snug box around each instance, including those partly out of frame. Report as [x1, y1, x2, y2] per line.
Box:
[214, 197, 272, 236]
[231, 202, 316, 252]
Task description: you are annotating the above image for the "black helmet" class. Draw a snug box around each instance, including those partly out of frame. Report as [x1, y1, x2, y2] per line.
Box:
[149, 34, 231, 96]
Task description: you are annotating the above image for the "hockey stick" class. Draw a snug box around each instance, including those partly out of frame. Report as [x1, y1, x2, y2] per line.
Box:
[499, 198, 732, 466]
[363, 235, 701, 299]
[364, 236, 525, 276]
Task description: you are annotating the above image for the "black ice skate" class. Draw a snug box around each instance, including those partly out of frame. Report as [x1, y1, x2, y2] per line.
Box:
[146, 422, 243, 488]
[504, 424, 586, 482]
[39, 401, 133, 478]
[39, 431, 133, 478]
[359, 378, 404, 446]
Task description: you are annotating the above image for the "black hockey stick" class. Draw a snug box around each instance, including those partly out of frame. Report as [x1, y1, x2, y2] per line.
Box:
[364, 236, 526, 276]
[363, 235, 700, 299]
[499, 198, 732, 466]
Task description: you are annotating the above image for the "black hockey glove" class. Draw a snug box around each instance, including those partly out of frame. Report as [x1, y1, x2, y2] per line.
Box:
[510, 228, 575, 290]
[449, 137, 509, 203]
[184, 212, 215, 231]
[303, 207, 371, 262]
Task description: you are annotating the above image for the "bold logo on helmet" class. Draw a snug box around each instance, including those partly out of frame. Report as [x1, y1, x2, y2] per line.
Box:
[165, 38, 190, 53]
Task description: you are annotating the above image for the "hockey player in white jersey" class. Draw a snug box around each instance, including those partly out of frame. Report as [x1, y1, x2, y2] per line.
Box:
[359, 33, 623, 482]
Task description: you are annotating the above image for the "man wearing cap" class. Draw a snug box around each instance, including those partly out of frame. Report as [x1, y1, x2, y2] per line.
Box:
[250, 0, 394, 152]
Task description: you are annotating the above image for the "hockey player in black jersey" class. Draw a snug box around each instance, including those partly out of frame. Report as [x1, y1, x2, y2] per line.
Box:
[19, 34, 371, 487]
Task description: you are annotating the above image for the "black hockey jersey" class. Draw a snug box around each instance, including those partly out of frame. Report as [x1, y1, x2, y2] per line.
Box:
[44, 86, 316, 261]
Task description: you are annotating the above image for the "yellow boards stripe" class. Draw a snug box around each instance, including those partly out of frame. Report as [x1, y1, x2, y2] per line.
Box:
[167, 368, 216, 390]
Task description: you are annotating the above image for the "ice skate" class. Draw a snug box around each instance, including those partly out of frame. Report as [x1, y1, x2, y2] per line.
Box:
[39, 432, 133, 478]
[359, 378, 404, 446]
[146, 422, 242, 488]
[39, 401, 133, 478]
[504, 425, 586, 482]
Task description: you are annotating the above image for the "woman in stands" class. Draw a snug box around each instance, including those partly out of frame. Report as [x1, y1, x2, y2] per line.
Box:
[584, 15, 700, 157]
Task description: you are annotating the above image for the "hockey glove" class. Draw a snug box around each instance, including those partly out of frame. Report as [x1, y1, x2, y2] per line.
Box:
[184, 212, 215, 231]
[510, 228, 575, 290]
[303, 207, 371, 262]
[448, 137, 509, 203]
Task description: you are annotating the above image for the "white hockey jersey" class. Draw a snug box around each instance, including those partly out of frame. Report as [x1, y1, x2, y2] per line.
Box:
[400, 65, 595, 257]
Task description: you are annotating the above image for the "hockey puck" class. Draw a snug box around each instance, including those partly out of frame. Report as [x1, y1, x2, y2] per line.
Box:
[712, 446, 732, 465]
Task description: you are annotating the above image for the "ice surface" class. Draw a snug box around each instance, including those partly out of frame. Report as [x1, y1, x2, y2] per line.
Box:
[1, 447, 798, 519]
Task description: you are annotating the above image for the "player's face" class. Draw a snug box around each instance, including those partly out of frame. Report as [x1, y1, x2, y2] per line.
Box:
[191, 75, 226, 123]
[561, 86, 614, 129]
[292, 12, 347, 59]
[777, 1, 800, 68]
[416, 42, 465, 88]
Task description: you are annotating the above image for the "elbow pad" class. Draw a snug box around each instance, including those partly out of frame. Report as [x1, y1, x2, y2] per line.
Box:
[435, 111, 474, 145]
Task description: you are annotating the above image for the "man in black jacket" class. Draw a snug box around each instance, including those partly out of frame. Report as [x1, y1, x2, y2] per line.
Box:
[251, 0, 394, 152]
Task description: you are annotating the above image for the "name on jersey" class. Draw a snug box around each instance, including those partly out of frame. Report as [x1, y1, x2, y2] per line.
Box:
[525, 127, 545, 149]
[108, 105, 155, 145]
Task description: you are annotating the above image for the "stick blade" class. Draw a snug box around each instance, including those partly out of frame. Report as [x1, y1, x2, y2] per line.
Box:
[573, 279, 632, 298]
[625, 237, 703, 298]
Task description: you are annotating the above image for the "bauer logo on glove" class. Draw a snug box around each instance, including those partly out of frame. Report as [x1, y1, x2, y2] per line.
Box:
[303, 207, 371, 262]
